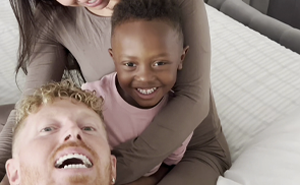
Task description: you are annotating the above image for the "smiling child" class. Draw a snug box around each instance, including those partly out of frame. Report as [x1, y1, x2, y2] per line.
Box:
[82, 0, 192, 179]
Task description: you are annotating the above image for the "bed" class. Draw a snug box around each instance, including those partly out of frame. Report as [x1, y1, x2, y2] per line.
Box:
[205, 1, 300, 185]
[1, 0, 300, 184]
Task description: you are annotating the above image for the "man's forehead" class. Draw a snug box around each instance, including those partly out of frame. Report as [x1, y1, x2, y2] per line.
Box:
[23, 99, 95, 127]
[14, 98, 107, 156]
[37, 98, 88, 112]
[18, 99, 107, 138]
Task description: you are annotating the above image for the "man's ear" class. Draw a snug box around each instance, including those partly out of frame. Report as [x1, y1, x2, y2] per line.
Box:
[110, 155, 117, 184]
[5, 159, 20, 185]
[108, 48, 113, 58]
[178, 45, 190, 70]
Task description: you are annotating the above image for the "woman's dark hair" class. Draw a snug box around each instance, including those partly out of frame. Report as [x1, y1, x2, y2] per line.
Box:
[111, 0, 183, 40]
[9, 0, 68, 74]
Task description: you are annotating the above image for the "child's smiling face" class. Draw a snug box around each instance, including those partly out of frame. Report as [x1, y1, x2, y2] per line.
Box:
[110, 20, 188, 108]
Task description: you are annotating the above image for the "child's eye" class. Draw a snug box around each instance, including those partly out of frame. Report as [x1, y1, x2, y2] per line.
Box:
[82, 127, 96, 131]
[154, 61, 166, 66]
[125, 62, 136, 67]
[41, 127, 55, 132]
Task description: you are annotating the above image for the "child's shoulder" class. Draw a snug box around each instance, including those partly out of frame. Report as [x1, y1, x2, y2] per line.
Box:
[82, 72, 116, 96]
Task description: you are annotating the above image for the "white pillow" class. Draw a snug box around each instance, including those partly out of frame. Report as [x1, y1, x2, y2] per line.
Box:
[224, 108, 300, 185]
[0, 1, 25, 105]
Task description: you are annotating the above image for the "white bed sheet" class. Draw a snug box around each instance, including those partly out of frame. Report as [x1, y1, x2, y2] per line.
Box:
[207, 4, 300, 161]
[205, 4, 300, 185]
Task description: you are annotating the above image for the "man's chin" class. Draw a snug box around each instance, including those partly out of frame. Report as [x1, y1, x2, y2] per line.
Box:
[67, 174, 90, 184]
[53, 169, 95, 184]
[52, 166, 111, 185]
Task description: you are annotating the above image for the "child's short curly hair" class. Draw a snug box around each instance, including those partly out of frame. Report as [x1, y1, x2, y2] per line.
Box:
[13, 80, 104, 151]
[111, 0, 183, 42]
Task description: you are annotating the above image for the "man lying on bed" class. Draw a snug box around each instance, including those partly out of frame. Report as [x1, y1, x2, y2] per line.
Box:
[4, 80, 117, 185]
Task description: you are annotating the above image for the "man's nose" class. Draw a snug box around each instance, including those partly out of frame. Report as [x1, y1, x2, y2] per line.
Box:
[64, 126, 82, 142]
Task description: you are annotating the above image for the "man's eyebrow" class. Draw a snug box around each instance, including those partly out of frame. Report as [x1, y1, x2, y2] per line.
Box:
[78, 112, 101, 122]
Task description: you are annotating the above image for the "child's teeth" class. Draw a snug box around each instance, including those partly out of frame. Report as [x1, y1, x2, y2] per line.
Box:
[137, 87, 157, 95]
[88, 0, 97, 3]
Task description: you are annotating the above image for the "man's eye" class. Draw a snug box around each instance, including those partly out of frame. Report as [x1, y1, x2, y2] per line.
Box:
[82, 127, 95, 131]
[41, 127, 54, 132]
[125, 62, 136, 67]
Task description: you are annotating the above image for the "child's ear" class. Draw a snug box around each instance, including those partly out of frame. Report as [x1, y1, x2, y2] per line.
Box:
[178, 45, 189, 70]
[6, 159, 20, 185]
[108, 48, 113, 58]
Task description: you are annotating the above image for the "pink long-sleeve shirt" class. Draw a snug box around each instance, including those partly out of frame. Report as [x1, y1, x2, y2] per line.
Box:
[82, 72, 193, 175]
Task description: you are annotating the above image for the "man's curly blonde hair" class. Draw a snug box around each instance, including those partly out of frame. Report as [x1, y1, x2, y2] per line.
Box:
[13, 80, 104, 148]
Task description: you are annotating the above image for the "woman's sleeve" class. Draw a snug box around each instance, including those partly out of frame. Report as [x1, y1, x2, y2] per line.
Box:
[157, 90, 232, 185]
[113, 0, 212, 184]
[0, 35, 67, 181]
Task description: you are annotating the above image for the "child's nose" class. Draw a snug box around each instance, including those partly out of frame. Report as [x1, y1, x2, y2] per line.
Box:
[136, 66, 155, 82]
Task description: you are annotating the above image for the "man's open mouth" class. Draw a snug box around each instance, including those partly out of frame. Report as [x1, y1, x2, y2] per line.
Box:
[55, 153, 93, 169]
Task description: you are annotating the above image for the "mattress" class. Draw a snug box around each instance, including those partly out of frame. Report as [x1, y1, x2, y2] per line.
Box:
[206, 4, 300, 185]
[207, 3, 300, 161]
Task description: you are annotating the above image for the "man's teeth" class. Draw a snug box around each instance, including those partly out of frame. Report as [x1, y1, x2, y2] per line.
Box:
[137, 87, 157, 95]
[64, 164, 87, 169]
[55, 153, 92, 169]
[88, 0, 97, 3]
